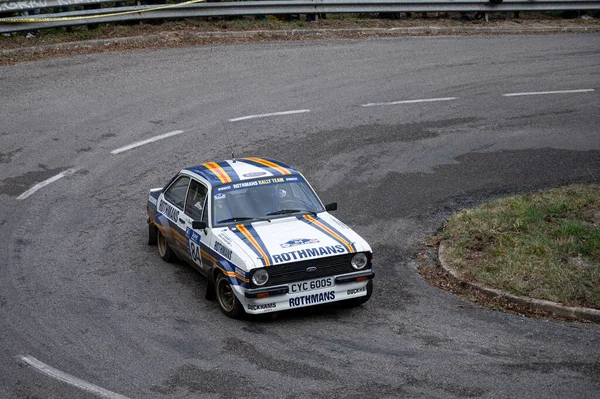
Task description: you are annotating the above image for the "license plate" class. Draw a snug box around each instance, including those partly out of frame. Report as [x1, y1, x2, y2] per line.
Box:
[288, 277, 334, 294]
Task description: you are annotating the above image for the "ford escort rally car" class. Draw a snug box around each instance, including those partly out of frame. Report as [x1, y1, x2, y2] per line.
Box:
[147, 157, 374, 318]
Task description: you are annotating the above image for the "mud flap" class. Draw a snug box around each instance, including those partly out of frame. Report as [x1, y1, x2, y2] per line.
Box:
[205, 272, 216, 300]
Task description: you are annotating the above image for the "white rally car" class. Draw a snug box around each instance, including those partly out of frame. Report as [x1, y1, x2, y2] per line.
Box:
[147, 157, 374, 318]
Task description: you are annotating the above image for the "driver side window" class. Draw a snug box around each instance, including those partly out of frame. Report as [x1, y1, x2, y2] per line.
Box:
[164, 176, 190, 210]
[185, 179, 208, 221]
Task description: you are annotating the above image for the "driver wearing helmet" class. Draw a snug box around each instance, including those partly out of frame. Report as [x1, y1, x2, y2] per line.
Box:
[252, 185, 288, 216]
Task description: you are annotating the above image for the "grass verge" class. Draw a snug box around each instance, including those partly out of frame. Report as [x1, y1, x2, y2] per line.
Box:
[440, 185, 600, 310]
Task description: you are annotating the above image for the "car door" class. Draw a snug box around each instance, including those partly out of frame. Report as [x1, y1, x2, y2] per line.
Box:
[181, 179, 211, 276]
[158, 175, 190, 260]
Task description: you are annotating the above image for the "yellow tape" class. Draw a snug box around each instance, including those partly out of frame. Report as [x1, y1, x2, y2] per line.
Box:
[0, 0, 206, 23]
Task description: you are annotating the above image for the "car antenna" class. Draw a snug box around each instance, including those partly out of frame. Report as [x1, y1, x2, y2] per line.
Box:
[221, 119, 236, 163]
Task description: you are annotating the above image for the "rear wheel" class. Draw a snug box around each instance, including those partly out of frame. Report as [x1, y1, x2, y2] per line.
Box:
[157, 229, 174, 263]
[215, 273, 243, 318]
[341, 280, 373, 307]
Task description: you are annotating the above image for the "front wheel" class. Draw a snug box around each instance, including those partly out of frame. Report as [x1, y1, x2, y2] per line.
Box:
[215, 273, 243, 318]
[341, 280, 373, 308]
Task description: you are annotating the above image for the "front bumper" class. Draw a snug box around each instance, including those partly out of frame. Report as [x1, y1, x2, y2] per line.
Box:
[239, 270, 374, 314]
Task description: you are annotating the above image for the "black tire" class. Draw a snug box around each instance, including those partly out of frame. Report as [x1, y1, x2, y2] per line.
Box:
[157, 229, 174, 263]
[148, 223, 157, 245]
[341, 280, 373, 308]
[215, 273, 243, 318]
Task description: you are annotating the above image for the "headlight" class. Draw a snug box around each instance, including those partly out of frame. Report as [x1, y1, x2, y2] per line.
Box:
[351, 253, 368, 270]
[252, 269, 269, 286]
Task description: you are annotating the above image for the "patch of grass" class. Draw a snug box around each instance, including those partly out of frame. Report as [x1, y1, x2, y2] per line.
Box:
[443, 185, 600, 309]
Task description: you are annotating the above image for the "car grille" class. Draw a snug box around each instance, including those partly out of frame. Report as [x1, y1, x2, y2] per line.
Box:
[261, 253, 361, 287]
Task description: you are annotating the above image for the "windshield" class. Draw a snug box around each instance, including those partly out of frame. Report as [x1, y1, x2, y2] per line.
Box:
[212, 175, 324, 226]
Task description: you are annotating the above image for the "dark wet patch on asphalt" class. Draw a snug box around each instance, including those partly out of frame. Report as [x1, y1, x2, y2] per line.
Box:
[150, 364, 251, 397]
[12, 238, 32, 260]
[507, 109, 576, 121]
[244, 118, 599, 227]
[0, 166, 71, 197]
[366, 243, 419, 310]
[0, 148, 22, 164]
[414, 332, 453, 347]
[87, 132, 118, 144]
[324, 337, 420, 358]
[250, 118, 477, 173]
[327, 148, 600, 222]
[224, 337, 336, 381]
[499, 361, 600, 377]
[334, 374, 487, 398]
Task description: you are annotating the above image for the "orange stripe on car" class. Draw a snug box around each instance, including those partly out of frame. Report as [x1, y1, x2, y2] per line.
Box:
[244, 157, 292, 175]
[237, 224, 271, 266]
[303, 214, 354, 253]
[203, 162, 232, 184]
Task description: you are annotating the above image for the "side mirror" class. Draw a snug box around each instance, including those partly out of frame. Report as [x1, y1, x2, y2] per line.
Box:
[192, 221, 207, 230]
[325, 202, 338, 212]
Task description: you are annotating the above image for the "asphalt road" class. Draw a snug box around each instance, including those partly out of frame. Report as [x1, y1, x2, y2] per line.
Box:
[1, 34, 599, 399]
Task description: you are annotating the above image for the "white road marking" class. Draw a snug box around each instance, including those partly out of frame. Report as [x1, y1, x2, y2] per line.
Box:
[110, 130, 185, 154]
[228, 109, 310, 122]
[503, 89, 595, 97]
[361, 97, 457, 107]
[18, 356, 130, 399]
[17, 168, 77, 200]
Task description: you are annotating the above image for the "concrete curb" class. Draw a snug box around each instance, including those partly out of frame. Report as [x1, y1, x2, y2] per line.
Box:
[2, 25, 600, 57]
[438, 241, 600, 323]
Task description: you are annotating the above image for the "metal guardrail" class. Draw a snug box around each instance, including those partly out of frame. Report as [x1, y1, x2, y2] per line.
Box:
[1, 0, 599, 33]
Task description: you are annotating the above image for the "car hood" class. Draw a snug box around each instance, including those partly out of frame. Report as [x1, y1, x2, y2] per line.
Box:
[219, 212, 371, 269]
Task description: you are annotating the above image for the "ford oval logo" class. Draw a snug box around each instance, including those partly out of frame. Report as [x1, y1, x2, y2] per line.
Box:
[306, 266, 317, 273]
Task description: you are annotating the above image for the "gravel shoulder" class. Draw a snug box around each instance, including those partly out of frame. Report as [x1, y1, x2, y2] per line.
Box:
[2, 13, 600, 65]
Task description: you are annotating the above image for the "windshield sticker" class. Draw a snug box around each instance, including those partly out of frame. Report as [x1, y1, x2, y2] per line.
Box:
[215, 193, 226, 200]
[217, 176, 304, 192]
[257, 177, 284, 185]
[280, 238, 320, 248]
[233, 181, 259, 189]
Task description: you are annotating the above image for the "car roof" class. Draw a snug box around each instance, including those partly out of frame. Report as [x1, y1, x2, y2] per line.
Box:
[186, 158, 300, 186]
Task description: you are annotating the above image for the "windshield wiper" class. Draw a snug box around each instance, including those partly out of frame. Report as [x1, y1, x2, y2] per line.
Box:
[266, 209, 317, 216]
[217, 216, 271, 224]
